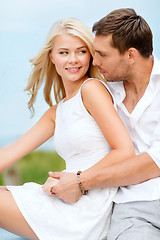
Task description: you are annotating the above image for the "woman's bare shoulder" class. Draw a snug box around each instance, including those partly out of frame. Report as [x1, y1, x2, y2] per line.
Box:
[43, 104, 58, 123]
[81, 79, 112, 103]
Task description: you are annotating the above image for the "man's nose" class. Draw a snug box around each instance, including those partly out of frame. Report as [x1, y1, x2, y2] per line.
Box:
[93, 54, 100, 67]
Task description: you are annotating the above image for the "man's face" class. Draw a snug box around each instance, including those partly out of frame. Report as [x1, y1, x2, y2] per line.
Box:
[93, 34, 130, 82]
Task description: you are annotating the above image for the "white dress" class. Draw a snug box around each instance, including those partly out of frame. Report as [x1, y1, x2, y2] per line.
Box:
[7, 79, 117, 240]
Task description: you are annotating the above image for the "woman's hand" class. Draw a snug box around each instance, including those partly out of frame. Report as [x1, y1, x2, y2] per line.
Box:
[42, 177, 59, 195]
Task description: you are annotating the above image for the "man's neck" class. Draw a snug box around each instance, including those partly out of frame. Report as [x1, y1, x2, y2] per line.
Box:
[123, 56, 153, 114]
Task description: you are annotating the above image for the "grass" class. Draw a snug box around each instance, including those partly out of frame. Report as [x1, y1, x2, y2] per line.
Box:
[0, 150, 66, 185]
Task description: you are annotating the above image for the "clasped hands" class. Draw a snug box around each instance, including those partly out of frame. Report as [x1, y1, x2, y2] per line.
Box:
[42, 171, 82, 203]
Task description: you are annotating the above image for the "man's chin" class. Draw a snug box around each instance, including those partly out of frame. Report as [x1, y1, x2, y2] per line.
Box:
[102, 75, 109, 81]
[104, 76, 123, 82]
[104, 76, 112, 82]
[103, 75, 114, 82]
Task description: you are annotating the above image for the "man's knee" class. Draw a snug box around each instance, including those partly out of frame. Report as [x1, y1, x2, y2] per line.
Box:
[108, 218, 160, 240]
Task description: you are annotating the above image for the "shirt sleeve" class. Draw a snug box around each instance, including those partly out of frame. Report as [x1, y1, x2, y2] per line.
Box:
[147, 123, 160, 169]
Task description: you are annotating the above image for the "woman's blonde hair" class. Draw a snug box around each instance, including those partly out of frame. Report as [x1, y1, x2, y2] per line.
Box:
[25, 17, 104, 114]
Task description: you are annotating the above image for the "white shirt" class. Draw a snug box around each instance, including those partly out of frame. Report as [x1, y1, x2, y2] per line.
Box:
[108, 56, 160, 203]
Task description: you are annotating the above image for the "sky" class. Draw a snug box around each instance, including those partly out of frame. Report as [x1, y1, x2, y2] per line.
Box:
[0, 0, 160, 149]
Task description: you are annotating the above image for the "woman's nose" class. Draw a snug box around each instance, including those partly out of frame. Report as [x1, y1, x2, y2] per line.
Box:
[68, 53, 78, 63]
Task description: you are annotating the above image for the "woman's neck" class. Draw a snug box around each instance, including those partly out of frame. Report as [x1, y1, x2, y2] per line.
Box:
[63, 76, 89, 101]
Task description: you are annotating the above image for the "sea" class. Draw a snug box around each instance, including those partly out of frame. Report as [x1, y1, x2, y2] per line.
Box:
[0, 228, 27, 240]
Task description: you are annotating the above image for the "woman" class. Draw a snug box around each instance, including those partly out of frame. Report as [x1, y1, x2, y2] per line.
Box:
[0, 18, 135, 240]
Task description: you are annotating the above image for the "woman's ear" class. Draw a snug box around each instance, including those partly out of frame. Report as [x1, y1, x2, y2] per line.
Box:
[49, 51, 54, 64]
[127, 47, 138, 64]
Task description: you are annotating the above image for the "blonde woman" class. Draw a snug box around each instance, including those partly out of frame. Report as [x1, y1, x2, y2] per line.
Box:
[0, 18, 135, 240]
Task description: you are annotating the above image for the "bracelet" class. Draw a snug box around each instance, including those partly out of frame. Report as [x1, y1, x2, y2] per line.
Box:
[77, 170, 88, 195]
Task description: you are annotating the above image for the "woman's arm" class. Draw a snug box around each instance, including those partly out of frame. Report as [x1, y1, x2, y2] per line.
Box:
[0, 105, 56, 172]
[81, 79, 135, 167]
[49, 80, 135, 202]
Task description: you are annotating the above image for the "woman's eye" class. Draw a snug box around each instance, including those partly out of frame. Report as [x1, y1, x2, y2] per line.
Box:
[79, 50, 87, 54]
[59, 51, 68, 55]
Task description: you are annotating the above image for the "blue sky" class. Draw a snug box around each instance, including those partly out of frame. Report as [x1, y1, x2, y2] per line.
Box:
[0, 0, 160, 149]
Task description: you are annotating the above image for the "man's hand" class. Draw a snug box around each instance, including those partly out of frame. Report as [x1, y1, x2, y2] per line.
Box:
[48, 171, 82, 203]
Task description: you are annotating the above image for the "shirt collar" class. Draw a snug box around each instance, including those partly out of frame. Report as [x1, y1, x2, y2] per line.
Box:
[149, 56, 160, 92]
[108, 56, 160, 106]
[151, 56, 160, 75]
[107, 81, 125, 106]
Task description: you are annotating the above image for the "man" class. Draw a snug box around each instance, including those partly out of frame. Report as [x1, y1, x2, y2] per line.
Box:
[50, 8, 160, 239]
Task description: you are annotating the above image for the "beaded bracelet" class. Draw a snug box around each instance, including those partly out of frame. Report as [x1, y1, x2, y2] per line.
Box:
[77, 170, 88, 195]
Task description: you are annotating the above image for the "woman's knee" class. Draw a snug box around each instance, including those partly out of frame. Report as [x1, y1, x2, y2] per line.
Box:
[0, 186, 8, 191]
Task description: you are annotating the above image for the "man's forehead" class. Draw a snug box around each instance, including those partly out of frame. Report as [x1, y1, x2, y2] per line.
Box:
[93, 36, 109, 52]
[93, 35, 112, 46]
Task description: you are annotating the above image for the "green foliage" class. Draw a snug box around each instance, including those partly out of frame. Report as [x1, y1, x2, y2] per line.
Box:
[0, 151, 66, 185]
[0, 174, 3, 185]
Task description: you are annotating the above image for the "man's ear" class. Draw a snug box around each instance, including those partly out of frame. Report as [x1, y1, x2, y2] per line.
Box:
[127, 47, 138, 64]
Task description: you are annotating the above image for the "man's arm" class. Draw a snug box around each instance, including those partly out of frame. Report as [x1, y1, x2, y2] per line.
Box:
[81, 152, 160, 189]
[50, 152, 160, 203]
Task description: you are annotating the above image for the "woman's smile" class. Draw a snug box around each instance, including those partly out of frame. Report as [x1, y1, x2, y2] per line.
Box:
[66, 67, 82, 73]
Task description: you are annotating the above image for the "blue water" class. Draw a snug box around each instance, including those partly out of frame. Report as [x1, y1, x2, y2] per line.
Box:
[0, 228, 28, 240]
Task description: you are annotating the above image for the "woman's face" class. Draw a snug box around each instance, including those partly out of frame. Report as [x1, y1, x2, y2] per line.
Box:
[50, 34, 91, 84]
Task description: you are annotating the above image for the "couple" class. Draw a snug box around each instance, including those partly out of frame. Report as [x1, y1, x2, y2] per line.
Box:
[0, 8, 160, 240]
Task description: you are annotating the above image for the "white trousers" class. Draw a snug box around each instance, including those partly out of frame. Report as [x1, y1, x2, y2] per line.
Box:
[107, 200, 160, 240]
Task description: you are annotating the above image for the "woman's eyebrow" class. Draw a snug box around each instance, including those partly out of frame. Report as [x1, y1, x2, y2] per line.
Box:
[77, 46, 88, 49]
[57, 48, 69, 50]
[57, 46, 88, 51]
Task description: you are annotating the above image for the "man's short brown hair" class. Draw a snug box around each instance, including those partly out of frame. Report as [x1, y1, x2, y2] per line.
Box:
[92, 8, 153, 57]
